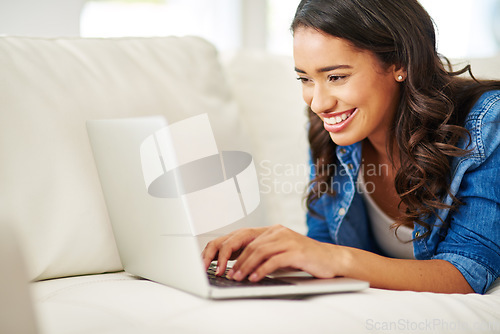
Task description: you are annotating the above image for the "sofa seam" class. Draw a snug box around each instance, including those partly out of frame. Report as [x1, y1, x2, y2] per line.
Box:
[36, 277, 141, 302]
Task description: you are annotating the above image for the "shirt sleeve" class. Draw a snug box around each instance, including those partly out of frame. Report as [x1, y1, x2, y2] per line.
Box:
[432, 93, 500, 294]
[306, 199, 335, 243]
[305, 155, 335, 243]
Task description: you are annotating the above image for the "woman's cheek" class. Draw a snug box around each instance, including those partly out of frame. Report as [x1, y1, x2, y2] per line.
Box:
[302, 88, 313, 106]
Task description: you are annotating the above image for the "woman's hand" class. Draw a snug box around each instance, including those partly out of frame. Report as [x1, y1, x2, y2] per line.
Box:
[201, 226, 268, 275]
[203, 224, 474, 293]
[228, 225, 342, 282]
[203, 224, 342, 282]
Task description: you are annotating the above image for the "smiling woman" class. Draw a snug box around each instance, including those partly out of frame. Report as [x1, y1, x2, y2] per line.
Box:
[202, 0, 500, 295]
[293, 29, 403, 147]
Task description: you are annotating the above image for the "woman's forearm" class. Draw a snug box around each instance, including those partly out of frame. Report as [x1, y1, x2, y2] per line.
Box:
[336, 245, 474, 293]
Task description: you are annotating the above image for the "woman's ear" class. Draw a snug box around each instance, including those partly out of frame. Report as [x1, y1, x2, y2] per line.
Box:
[394, 67, 407, 82]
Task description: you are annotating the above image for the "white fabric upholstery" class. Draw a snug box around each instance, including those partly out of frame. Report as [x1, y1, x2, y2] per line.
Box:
[224, 51, 309, 232]
[32, 273, 500, 334]
[454, 56, 500, 79]
[0, 222, 38, 334]
[0, 36, 256, 281]
[0, 35, 499, 333]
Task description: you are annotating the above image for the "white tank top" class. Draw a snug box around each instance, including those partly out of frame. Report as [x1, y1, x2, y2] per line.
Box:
[357, 171, 415, 259]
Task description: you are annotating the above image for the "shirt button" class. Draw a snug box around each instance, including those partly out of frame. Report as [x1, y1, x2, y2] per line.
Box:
[347, 163, 354, 170]
[339, 148, 347, 154]
[415, 232, 420, 238]
[338, 208, 346, 216]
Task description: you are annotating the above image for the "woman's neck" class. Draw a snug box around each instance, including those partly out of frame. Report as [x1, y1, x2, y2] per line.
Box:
[363, 137, 399, 170]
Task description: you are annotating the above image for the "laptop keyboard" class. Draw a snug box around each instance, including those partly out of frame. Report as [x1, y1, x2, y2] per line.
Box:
[207, 263, 292, 288]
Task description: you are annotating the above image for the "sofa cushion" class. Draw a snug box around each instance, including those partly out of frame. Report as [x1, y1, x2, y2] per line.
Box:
[31, 272, 500, 334]
[462, 55, 500, 79]
[224, 51, 309, 233]
[0, 222, 38, 334]
[0, 36, 254, 281]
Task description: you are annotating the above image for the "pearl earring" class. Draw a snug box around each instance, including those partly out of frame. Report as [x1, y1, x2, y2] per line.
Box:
[397, 75, 404, 81]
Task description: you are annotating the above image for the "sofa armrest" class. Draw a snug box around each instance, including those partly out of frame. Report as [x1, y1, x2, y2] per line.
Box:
[0, 222, 39, 334]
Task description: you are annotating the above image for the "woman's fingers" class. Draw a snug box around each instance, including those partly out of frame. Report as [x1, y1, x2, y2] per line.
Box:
[227, 241, 284, 280]
[227, 224, 339, 282]
[201, 237, 226, 270]
[228, 225, 294, 281]
[202, 224, 337, 282]
[201, 227, 267, 275]
[248, 253, 296, 282]
[215, 235, 249, 275]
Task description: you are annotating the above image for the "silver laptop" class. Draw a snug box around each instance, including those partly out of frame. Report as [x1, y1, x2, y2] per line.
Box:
[86, 115, 368, 299]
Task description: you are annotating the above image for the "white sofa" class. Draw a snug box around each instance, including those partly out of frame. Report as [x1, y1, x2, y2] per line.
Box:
[1, 35, 499, 334]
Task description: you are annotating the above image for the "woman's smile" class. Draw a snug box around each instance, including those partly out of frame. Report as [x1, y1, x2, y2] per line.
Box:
[322, 107, 358, 132]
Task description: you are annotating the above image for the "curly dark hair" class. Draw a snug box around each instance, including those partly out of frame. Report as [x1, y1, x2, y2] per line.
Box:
[292, 0, 500, 237]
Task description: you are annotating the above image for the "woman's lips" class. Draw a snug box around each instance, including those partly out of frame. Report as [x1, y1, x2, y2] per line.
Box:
[322, 108, 358, 133]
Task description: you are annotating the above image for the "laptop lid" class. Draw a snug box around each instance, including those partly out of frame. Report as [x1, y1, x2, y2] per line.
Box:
[86, 115, 368, 299]
[87, 116, 213, 297]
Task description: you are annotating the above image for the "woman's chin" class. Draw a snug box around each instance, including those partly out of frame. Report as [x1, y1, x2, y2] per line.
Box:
[328, 131, 360, 147]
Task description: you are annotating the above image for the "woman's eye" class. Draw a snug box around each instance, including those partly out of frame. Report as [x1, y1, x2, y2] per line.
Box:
[296, 77, 310, 83]
[328, 75, 346, 82]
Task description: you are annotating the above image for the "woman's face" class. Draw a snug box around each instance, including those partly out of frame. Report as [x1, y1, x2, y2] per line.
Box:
[293, 27, 404, 148]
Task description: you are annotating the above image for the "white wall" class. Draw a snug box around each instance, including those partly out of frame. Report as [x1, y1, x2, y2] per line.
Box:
[1, 0, 498, 58]
[80, 0, 243, 52]
[0, 0, 85, 37]
[0, 0, 267, 52]
[241, 0, 267, 50]
[420, 0, 500, 58]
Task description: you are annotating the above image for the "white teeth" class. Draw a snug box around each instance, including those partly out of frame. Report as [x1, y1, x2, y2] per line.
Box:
[324, 112, 352, 125]
[325, 117, 336, 125]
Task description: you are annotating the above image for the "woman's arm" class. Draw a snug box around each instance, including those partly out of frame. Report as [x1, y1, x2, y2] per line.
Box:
[209, 224, 474, 294]
[335, 246, 474, 293]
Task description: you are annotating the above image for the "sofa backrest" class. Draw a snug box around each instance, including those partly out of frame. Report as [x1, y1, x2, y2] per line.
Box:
[456, 56, 500, 80]
[1, 34, 498, 282]
[223, 50, 309, 235]
[0, 222, 38, 333]
[0, 36, 279, 281]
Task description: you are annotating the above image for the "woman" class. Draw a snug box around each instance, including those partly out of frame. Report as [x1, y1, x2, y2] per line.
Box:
[202, 0, 500, 294]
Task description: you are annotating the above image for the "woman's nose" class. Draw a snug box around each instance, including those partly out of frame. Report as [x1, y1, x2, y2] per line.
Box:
[310, 85, 337, 115]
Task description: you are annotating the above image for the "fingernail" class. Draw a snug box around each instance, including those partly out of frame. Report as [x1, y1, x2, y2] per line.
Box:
[226, 269, 234, 279]
[215, 266, 221, 275]
[249, 273, 258, 282]
[233, 270, 243, 281]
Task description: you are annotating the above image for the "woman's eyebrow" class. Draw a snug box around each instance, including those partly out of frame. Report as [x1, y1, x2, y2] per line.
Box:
[294, 64, 352, 74]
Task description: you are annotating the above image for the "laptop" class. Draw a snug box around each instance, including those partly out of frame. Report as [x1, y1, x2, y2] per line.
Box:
[86, 114, 368, 299]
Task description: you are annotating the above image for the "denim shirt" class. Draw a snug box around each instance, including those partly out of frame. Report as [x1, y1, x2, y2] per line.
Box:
[307, 90, 500, 294]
